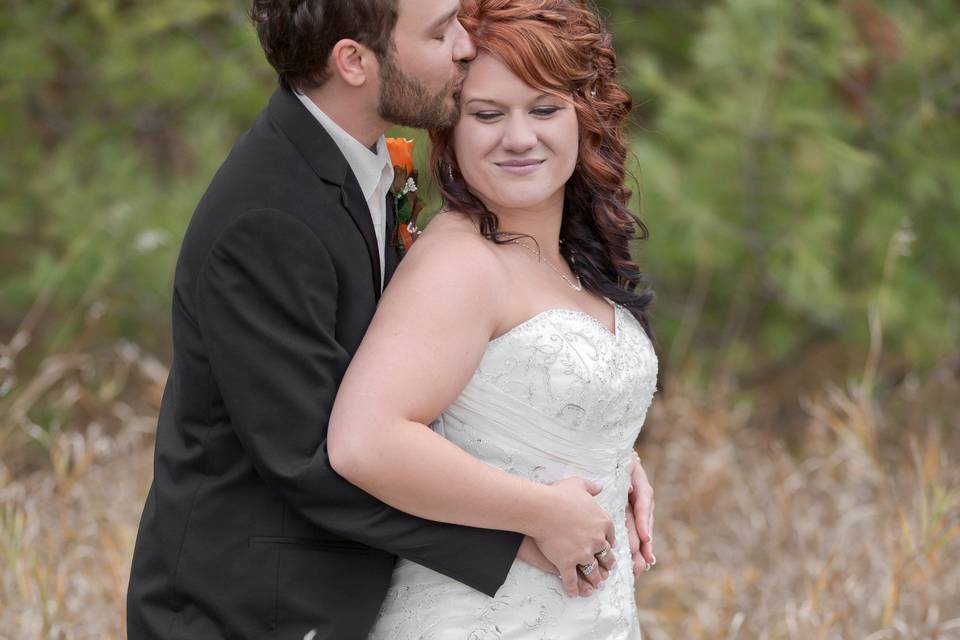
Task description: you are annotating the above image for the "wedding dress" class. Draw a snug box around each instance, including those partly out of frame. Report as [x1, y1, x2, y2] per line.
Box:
[367, 302, 658, 639]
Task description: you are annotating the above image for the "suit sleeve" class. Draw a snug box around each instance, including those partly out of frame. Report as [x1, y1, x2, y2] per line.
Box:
[194, 208, 523, 597]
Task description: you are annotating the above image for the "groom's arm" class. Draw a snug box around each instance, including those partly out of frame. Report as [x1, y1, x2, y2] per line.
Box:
[194, 209, 523, 597]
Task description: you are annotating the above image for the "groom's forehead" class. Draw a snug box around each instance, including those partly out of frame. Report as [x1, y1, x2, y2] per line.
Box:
[398, 0, 461, 26]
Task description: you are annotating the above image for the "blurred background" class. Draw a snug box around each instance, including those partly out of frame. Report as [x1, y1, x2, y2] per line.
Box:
[1, 0, 958, 637]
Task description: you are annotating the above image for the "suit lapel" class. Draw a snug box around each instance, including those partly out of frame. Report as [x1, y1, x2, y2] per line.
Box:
[267, 88, 382, 300]
[340, 174, 383, 297]
[383, 193, 401, 290]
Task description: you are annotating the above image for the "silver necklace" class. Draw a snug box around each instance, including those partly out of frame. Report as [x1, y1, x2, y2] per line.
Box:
[509, 240, 583, 291]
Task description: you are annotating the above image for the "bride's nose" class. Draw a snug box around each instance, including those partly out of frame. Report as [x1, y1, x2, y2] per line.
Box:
[500, 116, 538, 154]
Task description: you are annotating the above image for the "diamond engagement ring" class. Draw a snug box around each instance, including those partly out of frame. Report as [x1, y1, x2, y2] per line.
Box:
[578, 560, 598, 575]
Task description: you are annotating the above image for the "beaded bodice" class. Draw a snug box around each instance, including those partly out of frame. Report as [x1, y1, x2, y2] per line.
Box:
[367, 304, 658, 640]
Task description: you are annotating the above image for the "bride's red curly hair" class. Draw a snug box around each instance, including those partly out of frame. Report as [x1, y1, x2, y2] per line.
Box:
[430, 0, 654, 338]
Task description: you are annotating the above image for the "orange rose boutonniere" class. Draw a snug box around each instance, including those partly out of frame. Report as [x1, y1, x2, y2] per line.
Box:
[386, 137, 414, 174]
[386, 137, 425, 257]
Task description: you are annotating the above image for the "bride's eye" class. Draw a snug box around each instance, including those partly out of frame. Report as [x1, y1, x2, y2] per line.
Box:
[531, 106, 562, 117]
[471, 111, 504, 122]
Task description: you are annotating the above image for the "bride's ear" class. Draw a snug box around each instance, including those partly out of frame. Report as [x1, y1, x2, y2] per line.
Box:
[329, 39, 375, 88]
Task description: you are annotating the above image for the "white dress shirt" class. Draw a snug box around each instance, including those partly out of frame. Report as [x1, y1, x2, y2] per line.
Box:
[296, 92, 395, 293]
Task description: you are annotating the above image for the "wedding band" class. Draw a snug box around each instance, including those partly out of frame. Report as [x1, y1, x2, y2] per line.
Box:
[595, 547, 610, 560]
[578, 560, 598, 575]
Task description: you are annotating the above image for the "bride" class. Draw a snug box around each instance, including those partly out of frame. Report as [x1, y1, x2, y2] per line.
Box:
[327, 0, 658, 637]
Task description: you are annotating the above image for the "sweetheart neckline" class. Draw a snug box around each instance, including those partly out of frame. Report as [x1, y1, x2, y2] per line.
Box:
[489, 305, 621, 345]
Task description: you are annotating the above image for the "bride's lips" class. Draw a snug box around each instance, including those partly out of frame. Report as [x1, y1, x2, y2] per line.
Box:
[494, 159, 546, 176]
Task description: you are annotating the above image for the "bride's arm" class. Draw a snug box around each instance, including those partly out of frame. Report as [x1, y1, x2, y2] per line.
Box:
[328, 226, 550, 539]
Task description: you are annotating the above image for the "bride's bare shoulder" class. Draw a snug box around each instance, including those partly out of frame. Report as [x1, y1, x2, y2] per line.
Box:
[380, 210, 505, 332]
[405, 210, 501, 271]
[420, 209, 482, 238]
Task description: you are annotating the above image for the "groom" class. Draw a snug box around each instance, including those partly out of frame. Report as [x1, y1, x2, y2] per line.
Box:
[127, 0, 654, 638]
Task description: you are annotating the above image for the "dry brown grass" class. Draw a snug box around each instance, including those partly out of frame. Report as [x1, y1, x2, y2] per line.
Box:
[0, 339, 162, 639]
[1, 361, 957, 638]
[635, 373, 960, 639]
[0, 447, 152, 639]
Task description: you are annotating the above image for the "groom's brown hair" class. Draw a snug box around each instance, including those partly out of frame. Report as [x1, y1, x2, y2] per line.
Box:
[251, 0, 399, 91]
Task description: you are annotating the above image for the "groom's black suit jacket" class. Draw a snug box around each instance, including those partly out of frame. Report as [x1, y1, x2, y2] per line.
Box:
[127, 88, 524, 640]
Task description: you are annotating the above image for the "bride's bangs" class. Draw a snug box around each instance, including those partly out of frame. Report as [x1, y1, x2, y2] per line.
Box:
[458, 0, 596, 98]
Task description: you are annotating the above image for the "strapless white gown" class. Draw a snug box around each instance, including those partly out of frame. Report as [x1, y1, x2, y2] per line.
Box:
[367, 303, 658, 639]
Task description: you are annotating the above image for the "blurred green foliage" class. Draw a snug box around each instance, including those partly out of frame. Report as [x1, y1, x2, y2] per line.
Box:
[0, 0, 269, 364]
[1, 0, 957, 403]
[618, 0, 960, 386]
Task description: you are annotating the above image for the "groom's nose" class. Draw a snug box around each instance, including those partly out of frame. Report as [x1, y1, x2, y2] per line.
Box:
[452, 16, 477, 62]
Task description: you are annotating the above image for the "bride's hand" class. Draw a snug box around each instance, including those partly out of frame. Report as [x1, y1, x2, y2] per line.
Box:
[515, 537, 607, 598]
[532, 477, 616, 597]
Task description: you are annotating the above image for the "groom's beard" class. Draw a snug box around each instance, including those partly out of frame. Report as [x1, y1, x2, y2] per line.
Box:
[378, 54, 464, 130]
